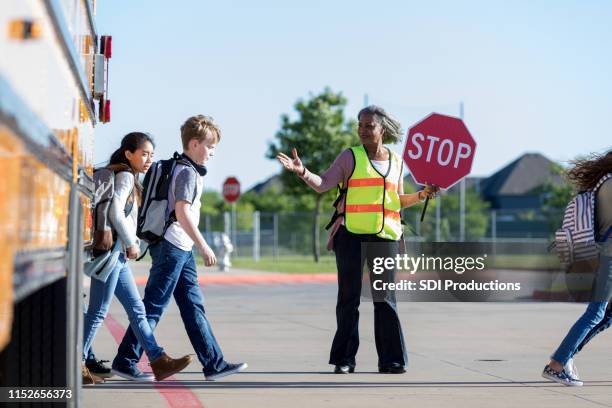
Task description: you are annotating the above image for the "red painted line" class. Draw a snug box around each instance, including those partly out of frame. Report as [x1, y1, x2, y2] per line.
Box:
[134, 273, 336, 286]
[104, 314, 204, 408]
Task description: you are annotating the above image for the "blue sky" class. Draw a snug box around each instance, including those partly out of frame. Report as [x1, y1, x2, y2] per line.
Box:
[94, 0, 612, 192]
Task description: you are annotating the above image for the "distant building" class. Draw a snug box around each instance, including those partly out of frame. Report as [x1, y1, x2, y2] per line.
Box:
[479, 153, 563, 210]
[249, 174, 283, 194]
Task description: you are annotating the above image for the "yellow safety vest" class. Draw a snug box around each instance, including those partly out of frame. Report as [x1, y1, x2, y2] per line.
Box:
[338, 145, 403, 241]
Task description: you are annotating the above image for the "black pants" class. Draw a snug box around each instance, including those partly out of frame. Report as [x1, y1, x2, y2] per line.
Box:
[329, 226, 408, 368]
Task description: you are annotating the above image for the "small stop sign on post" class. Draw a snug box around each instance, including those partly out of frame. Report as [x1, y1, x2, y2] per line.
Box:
[222, 177, 241, 203]
[403, 113, 476, 190]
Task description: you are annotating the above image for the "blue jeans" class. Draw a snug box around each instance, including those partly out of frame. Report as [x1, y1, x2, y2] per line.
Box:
[552, 253, 612, 364]
[113, 239, 227, 376]
[83, 254, 164, 362]
[576, 302, 612, 353]
[552, 301, 609, 365]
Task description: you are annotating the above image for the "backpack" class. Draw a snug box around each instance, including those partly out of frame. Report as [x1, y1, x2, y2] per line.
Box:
[553, 173, 612, 273]
[137, 152, 194, 248]
[91, 164, 134, 257]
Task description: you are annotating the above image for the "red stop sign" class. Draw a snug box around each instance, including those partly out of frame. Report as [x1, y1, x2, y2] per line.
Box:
[403, 113, 476, 190]
[222, 177, 241, 203]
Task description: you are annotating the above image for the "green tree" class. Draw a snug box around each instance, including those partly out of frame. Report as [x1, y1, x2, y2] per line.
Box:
[200, 190, 255, 231]
[537, 162, 573, 234]
[402, 187, 490, 241]
[267, 88, 358, 262]
[240, 187, 294, 213]
[440, 189, 490, 240]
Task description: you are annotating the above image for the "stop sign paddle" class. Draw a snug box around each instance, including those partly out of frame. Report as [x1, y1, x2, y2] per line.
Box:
[403, 113, 477, 221]
[222, 177, 241, 203]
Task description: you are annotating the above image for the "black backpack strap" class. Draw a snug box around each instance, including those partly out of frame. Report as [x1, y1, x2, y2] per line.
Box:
[325, 211, 345, 230]
[593, 174, 612, 242]
[135, 246, 149, 261]
[600, 226, 612, 244]
[325, 185, 347, 230]
[123, 189, 135, 217]
[136, 208, 178, 261]
[136, 211, 177, 262]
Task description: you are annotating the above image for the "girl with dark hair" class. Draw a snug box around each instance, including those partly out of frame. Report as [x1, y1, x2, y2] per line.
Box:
[542, 150, 612, 386]
[82, 132, 192, 384]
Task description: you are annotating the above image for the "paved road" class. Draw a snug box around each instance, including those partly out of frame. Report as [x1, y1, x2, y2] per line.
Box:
[81, 264, 612, 408]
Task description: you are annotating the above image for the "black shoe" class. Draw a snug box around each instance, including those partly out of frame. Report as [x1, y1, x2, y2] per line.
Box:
[334, 365, 355, 374]
[86, 358, 113, 379]
[378, 363, 406, 374]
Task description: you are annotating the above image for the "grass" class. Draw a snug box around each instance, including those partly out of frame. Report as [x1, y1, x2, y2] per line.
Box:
[489, 254, 559, 270]
[227, 254, 560, 274]
[231, 256, 337, 274]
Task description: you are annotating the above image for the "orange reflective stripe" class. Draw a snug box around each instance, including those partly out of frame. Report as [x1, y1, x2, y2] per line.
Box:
[346, 205, 400, 220]
[347, 178, 397, 191]
[345, 204, 383, 213]
[384, 209, 401, 220]
[348, 178, 384, 188]
[385, 182, 397, 192]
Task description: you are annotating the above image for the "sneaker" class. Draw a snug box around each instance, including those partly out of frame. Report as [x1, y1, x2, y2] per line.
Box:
[150, 353, 193, 381]
[111, 365, 155, 382]
[205, 362, 248, 381]
[542, 364, 583, 386]
[82, 363, 104, 385]
[564, 358, 581, 382]
[86, 358, 113, 379]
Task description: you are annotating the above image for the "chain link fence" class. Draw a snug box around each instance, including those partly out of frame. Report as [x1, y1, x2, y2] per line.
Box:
[201, 207, 565, 260]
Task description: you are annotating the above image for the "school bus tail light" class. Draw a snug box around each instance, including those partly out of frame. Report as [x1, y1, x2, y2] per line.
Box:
[93, 35, 112, 123]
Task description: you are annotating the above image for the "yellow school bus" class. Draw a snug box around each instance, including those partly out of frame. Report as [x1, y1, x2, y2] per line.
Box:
[0, 0, 108, 402]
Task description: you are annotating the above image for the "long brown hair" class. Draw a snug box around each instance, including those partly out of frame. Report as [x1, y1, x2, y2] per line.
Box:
[566, 149, 612, 191]
[107, 132, 155, 205]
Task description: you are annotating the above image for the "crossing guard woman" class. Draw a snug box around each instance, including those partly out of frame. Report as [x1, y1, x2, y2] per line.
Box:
[277, 105, 438, 374]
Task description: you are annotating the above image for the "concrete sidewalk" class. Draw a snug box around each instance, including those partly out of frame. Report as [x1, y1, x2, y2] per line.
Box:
[81, 263, 612, 408]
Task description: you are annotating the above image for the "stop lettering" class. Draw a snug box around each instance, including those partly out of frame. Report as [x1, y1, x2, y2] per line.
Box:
[406, 133, 472, 169]
[222, 177, 241, 203]
[403, 113, 476, 190]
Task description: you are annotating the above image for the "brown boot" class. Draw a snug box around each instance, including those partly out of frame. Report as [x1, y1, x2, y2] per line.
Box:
[150, 353, 192, 381]
[82, 362, 104, 385]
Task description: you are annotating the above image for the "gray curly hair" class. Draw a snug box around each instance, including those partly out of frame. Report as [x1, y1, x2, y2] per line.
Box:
[358, 105, 403, 144]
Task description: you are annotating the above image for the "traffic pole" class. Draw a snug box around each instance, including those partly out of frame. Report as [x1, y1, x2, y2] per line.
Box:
[253, 211, 260, 262]
[273, 212, 279, 260]
[435, 194, 441, 241]
[231, 202, 237, 256]
[459, 101, 466, 242]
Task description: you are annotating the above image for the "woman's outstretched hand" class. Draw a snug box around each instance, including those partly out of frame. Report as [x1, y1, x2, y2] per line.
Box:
[276, 148, 305, 175]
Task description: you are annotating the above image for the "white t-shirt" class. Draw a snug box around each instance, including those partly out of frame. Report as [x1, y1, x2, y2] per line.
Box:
[370, 159, 390, 175]
[164, 164, 203, 251]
